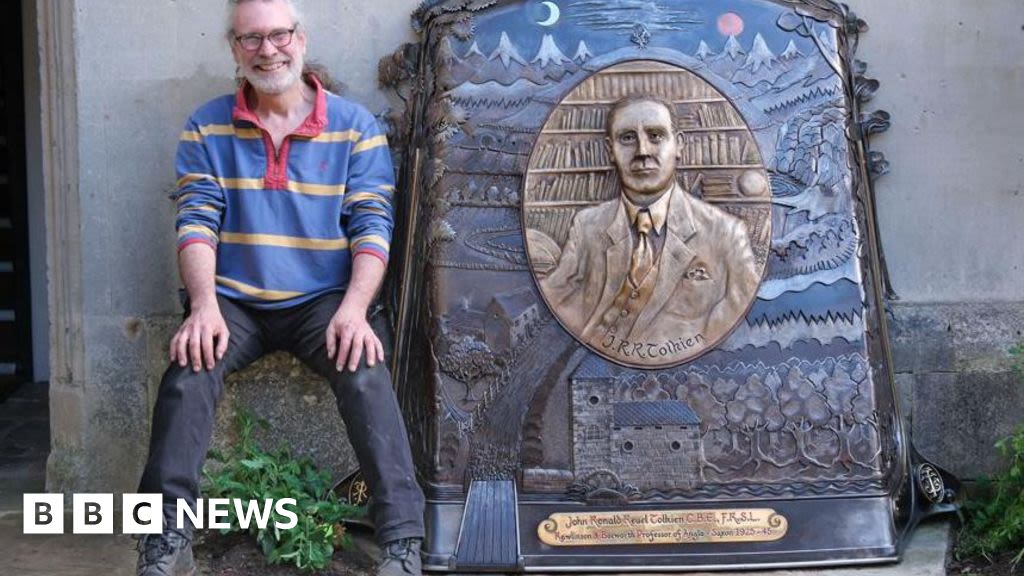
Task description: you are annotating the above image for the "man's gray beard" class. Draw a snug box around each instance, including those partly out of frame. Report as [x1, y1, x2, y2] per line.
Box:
[244, 57, 303, 95]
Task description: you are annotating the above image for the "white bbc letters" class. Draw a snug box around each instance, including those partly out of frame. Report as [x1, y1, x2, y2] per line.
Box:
[23, 493, 64, 534]
[176, 498, 203, 531]
[122, 493, 163, 535]
[275, 498, 298, 529]
[23, 494, 301, 534]
[233, 499, 273, 530]
[207, 498, 232, 529]
[73, 493, 114, 534]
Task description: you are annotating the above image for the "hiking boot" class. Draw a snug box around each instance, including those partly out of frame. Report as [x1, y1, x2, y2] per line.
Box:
[377, 537, 423, 576]
[135, 530, 196, 576]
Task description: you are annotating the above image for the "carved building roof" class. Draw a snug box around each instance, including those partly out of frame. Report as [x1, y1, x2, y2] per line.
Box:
[613, 401, 701, 427]
[487, 287, 537, 320]
[571, 354, 625, 380]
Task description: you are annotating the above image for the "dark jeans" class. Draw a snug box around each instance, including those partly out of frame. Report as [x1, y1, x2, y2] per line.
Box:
[138, 292, 425, 545]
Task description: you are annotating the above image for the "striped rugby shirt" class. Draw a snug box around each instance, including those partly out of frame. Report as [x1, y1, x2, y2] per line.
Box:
[174, 75, 394, 309]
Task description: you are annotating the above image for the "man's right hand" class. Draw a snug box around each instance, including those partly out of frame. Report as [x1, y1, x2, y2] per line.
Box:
[169, 302, 230, 372]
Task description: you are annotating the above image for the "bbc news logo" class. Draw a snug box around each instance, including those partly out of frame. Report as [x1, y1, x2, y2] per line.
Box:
[23, 494, 299, 534]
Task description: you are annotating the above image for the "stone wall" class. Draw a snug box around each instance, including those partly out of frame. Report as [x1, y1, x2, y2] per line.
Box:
[890, 302, 1024, 479]
[609, 426, 701, 491]
[856, 0, 1024, 480]
[571, 379, 614, 480]
[573, 378, 702, 491]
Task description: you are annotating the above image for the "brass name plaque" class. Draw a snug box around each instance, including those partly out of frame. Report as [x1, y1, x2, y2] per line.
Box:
[538, 509, 788, 547]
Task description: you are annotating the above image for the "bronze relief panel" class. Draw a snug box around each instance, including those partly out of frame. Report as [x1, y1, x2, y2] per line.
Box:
[381, 0, 958, 570]
[524, 61, 771, 367]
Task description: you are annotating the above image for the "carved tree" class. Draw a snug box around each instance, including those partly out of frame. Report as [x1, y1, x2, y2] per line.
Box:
[779, 366, 838, 468]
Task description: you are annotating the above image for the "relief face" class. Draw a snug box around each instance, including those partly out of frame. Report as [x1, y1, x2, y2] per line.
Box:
[524, 61, 771, 368]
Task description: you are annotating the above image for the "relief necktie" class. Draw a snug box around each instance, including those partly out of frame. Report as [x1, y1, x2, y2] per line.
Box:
[629, 209, 654, 288]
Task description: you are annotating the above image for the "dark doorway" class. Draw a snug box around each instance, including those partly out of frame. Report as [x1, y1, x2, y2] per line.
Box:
[0, 0, 31, 400]
[0, 0, 47, 516]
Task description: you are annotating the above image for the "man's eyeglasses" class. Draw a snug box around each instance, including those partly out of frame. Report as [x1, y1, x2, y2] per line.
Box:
[234, 27, 297, 51]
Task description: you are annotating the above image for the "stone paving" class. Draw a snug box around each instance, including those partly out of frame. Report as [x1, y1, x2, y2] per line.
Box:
[0, 381, 953, 575]
[0, 517, 951, 576]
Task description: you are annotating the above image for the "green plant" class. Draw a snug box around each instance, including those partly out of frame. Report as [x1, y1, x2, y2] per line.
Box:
[955, 344, 1024, 570]
[204, 411, 365, 571]
[1011, 341, 1024, 380]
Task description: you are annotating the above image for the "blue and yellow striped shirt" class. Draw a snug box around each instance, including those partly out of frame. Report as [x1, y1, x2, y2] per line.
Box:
[173, 75, 394, 309]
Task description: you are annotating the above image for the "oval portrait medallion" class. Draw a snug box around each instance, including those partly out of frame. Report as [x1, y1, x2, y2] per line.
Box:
[524, 60, 771, 368]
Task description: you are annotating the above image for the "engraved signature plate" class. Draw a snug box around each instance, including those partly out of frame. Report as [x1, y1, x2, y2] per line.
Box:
[538, 509, 787, 546]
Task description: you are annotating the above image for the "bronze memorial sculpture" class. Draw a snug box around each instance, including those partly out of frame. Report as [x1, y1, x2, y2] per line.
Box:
[359, 0, 960, 570]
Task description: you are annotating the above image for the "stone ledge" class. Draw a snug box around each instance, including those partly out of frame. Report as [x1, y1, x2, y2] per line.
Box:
[211, 352, 358, 483]
[890, 301, 1024, 374]
[889, 300, 1024, 480]
[912, 370, 1023, 478]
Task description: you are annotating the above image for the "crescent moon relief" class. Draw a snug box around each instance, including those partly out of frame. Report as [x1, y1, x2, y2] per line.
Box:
[538, 1, 561, 27]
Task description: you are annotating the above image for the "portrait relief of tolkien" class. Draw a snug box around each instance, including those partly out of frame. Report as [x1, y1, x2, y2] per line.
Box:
[524, 61, 772, 368]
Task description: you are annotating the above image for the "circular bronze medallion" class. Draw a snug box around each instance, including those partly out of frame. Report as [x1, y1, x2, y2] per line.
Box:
[524, 60, 771, 368]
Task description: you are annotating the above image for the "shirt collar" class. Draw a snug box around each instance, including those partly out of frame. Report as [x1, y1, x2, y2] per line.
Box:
[231, 73, 328, 138]
[622, 186, 673, 236]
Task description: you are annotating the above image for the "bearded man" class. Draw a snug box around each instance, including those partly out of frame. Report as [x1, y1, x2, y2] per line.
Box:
[134, 1, 424, 575]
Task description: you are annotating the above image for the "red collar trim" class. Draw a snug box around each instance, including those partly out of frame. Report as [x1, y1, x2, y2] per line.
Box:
[231, 73, 328, 138]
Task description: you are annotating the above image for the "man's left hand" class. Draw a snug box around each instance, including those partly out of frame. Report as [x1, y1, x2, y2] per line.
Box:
[326, 304, 385, 372]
